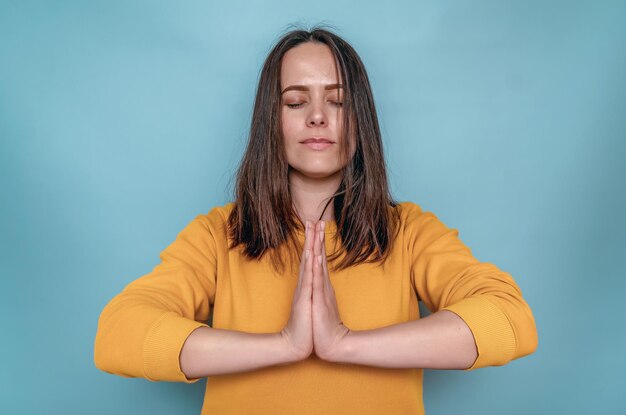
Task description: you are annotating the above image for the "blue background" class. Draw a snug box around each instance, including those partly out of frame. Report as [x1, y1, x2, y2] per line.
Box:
[1, 1, 625, 414]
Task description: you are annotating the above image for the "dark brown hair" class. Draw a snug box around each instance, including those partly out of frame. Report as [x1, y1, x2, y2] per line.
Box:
[228, 25, 399, 274]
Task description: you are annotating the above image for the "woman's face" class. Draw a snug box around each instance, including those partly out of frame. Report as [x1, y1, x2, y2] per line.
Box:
[280, 42, 352, 180]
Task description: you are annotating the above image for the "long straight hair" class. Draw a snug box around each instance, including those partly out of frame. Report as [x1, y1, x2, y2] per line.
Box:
[228, 26, 400, 274]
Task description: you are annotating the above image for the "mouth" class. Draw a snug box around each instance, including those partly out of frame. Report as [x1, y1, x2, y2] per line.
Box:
[300, 137, 335, 144]
[300, 137, 334, 151]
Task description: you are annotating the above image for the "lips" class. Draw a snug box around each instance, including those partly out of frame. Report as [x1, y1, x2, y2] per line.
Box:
[301, 138, 334, 151]
[300, 137, 334, 144]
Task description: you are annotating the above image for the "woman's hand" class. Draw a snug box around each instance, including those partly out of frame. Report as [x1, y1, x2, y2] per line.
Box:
[280, 221, 315, 361]
[311, 220, 351, 361]
[280, 220, 350, 363]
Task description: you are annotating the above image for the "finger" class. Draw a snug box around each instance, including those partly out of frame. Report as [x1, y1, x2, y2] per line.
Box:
[306, 220, 316, 253]
[313, 253, 323, 301]
[300, 221, 310, 267]
[306, 219, 313, 252]
[320, 228, 337, 311]
[296, 221, 311, 295]
[314, 220, 323, 257]
[320, 225, 332, 295]
[301, 248, 313, 299]
[306, 238, 315, 298]
[318, 221, 330, 291]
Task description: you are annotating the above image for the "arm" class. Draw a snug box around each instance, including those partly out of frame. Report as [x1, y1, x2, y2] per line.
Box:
[179, 327, 301, 379]
[94, 211, 300, 382]
[329, 204, 538, 370]
[328, 309, 478, 369]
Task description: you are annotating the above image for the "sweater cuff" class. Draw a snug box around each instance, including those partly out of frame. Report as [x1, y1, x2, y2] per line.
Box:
[442, 296, 516, 370]
[143, 312, 208, 383]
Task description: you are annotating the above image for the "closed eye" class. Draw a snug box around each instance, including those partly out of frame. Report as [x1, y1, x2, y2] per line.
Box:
[285, 101, 343, 109]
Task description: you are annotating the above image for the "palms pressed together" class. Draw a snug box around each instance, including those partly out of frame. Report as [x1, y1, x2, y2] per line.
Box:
[281, 220, 351, 362]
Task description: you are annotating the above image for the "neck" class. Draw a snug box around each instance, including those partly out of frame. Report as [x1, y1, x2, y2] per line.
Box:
[289, 169, 342, 223]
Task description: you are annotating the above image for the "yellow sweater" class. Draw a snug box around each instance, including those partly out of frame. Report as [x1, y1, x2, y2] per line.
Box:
[94, 202, 538, 414]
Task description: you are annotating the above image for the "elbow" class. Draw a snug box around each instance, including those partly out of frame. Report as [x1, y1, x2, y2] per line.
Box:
[93, 321, 135, 379]
[93, 313, 115, 375]
[463, 294, 539, 369]
[93, 339, 109, 374]
[490, 286, 540, 363]
[519, 313, 539, 359]
[508, 300, 539, 363]
[92, 302, 132, 378]
[93, 324, 113, 374]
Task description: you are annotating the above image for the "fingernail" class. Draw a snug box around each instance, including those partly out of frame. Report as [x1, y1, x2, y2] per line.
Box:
[321, 220, 325, 230]
[306, 249, 310, 259]
[317, 255, 322, 265]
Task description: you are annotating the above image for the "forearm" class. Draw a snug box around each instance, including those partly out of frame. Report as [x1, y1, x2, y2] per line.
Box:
[330, 310, 478, 370]
[180, 326, 300, 379]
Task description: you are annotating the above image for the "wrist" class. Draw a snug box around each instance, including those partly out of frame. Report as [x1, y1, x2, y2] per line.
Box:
[322, 329, 355, 364]
[277, 331, 311, 363]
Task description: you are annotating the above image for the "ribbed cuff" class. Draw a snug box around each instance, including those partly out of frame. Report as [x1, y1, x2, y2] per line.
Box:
[143, 312, 208, 383]
[442, 296, 516, 370]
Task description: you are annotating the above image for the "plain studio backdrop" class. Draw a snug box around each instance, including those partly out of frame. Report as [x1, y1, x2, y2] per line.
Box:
[1, 1, 625, 414]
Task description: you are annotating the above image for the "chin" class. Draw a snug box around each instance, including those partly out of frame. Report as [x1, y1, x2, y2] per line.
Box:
[290, 166, 342, 180]
[307, 172, 339, 180]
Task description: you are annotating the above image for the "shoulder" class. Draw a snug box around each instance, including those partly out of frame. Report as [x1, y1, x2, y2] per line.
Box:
[391, 201, 427, 226]
[393, 201, 422, 216]
[391, 201, 449, 237]
[203, 202, 236, 223]
[187, 202, 236, 237]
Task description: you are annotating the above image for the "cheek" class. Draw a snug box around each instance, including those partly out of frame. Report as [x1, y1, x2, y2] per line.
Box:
[281, 110, 300, 140]
[281, 114, 299, 161]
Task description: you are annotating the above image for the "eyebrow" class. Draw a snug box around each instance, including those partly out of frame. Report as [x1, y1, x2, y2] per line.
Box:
[281, 83, 343, 94]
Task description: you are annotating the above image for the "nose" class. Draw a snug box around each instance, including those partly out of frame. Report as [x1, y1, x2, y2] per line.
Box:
[306, 102, 327, 127]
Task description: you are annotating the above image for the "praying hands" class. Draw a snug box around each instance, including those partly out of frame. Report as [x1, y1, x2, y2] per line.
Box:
[280, 220, 351, 362]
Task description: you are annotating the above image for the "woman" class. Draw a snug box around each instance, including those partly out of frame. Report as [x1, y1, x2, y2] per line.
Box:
[94, 27, 538, 414]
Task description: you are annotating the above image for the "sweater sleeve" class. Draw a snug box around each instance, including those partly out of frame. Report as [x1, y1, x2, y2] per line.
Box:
[405, 203, 538, 370]
[94, 213, 219, 383]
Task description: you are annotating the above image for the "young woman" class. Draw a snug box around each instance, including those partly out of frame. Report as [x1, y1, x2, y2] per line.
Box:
[94, 27, 538, 415]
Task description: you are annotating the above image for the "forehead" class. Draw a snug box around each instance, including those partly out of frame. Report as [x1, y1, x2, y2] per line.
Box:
[280, 42, 342, 88]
